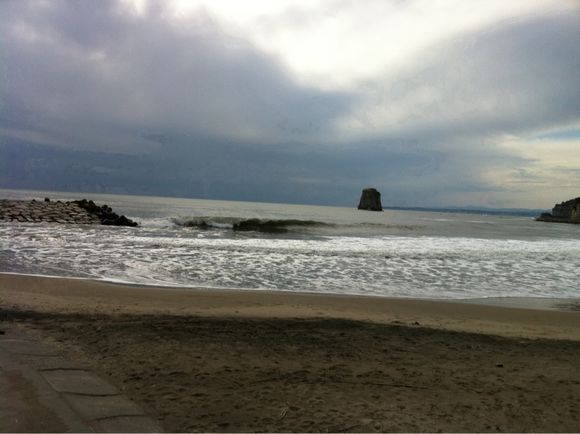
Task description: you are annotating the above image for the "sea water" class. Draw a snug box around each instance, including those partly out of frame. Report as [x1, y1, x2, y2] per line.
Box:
[1, 189, 579, 299]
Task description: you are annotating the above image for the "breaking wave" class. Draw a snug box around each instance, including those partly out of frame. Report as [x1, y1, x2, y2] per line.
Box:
[172, 217, 331, 233]
[168, 217, 421, 234]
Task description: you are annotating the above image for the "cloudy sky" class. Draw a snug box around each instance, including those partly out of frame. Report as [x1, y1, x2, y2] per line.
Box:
[1, 0, 579, 208]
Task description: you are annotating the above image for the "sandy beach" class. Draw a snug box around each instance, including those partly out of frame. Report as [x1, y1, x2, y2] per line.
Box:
[2, 273, 580, 432]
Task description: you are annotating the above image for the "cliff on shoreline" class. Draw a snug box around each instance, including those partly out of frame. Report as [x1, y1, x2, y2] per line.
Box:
[0, 198, 138, 227]
[536, 197, 580, 224]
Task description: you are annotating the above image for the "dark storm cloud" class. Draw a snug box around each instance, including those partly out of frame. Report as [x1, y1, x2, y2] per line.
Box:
[1, 0, 579, 207]
[0, 0, 352, 152]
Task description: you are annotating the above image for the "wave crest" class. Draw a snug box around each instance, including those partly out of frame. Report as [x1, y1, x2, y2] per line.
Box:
[173, 217, 330, 233]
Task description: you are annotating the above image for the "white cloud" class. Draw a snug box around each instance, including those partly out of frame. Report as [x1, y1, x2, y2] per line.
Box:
[499, 134, 580, 179]
[329, 8, 580, 143]
[164, 0, 574, 90]
[471, 134, 580, 208]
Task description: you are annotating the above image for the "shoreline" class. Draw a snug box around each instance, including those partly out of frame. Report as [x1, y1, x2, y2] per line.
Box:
[2, 272, 580, 341]
[2, 270, 579, 309]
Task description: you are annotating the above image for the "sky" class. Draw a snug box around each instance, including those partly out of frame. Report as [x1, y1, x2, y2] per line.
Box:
[1, 0, 579, 209]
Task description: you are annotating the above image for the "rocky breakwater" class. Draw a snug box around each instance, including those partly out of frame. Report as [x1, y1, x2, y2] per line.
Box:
[0, 198, 138, 227]
[536, 197, 580, 224]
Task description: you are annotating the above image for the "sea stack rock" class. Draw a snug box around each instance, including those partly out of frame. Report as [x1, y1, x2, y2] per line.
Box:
[536, 197, 580, 224]
[358, 188, 383, 211]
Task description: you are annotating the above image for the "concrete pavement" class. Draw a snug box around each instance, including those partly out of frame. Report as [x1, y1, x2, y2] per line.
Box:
[0, 324, 162, 433]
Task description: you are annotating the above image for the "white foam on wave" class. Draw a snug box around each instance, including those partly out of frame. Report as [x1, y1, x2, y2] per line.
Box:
[131, 216, 176, 229]
[2, 221, 580, 300]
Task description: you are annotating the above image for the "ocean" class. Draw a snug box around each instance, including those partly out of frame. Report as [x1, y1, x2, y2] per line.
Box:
[1, 189, 579, 299]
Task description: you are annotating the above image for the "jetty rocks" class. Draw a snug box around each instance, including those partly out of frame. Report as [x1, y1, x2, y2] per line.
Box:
[0, 198, 138, 227]
[358, 188, 383, 211]
[536, 197, 580, 224]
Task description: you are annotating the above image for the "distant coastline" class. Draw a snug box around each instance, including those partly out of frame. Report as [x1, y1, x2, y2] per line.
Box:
[382, 206, 543, 218]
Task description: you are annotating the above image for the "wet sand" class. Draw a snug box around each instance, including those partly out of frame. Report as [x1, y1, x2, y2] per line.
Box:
[2, 273, 580, 432]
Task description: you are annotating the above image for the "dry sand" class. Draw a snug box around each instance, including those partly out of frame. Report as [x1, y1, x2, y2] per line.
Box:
[1, 273, 580, 432]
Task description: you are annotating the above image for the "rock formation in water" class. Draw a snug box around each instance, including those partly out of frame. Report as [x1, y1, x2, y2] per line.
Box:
[358, 188, 383, 211]
[536, 197, 580, 224]
[0, 198, 138, 226]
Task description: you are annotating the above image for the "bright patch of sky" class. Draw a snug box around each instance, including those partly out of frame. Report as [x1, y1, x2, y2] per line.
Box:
[162, 0, 570, 88]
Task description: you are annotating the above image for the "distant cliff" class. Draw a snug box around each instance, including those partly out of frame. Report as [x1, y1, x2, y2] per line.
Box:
[536, 197, 580, 224]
